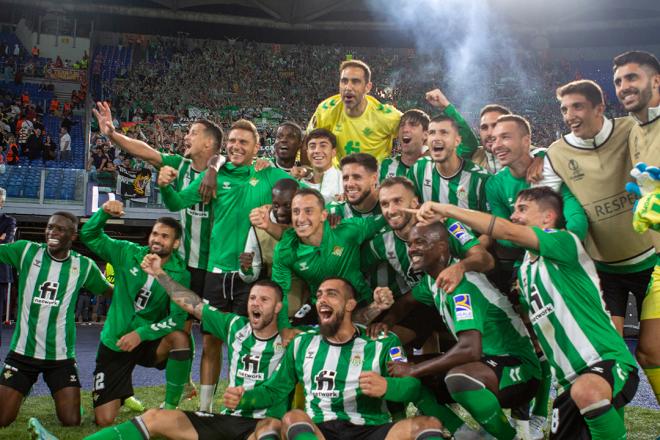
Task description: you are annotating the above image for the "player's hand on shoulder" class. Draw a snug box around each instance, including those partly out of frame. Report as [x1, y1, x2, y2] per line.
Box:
[141, 253, 164, 277]
[359, 371, 387, 398]
[366, 321, 389, 339]
[436, 262, 465, 293]
[223, 386, 245, 410]
[102, 200, 125, 217]
[425, 88, 450, 110]
[158, 165, 178, 186]
[254, 158, 272, 171]
[280, 327, 302, 348]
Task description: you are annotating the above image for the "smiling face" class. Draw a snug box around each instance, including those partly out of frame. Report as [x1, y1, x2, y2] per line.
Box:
[341, 163, 377, 206]
[291, 193, 327, 240]
[379, 183, 418, 231]
[271, 187, 296, 225]
[479, 111, 505, 153]
[306, 136, 335, 171]
[148, 223, 180, 257]
[226, 128, 258, 166]
[492, 120, 530, 167]
[407, 224, 448, 273]
[274, 125, 301, 162]
[339, 66, 372, 112]
[247, 285, 281, 332]
[428, 120, 460, 164]
[45, 215, 76, 255]
[316, 278, 356, 338]
[510, 197, 547, 228]
[398, 118, 427, 155]
[614, 62, 659, 114]
[559, 93, 603, 139]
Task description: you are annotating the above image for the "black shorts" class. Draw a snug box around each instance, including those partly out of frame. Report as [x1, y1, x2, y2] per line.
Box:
[202, 272, 250, 325]
[188, 266, 208, 320]
[184, 412, 257, 440]
[598, 268, 652, 317]
[549, 360, 639, 440]
[0, 351, 81, 396]
[397, 302, 446, 350]
[317, 420, 394, 440]
[92, 339, 166, 407]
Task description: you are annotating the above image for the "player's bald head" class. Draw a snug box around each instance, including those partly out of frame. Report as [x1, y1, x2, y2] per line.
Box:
[412, 221, 448, 244]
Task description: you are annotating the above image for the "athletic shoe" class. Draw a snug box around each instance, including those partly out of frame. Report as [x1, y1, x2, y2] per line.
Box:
[28, 418, 58, 440]
[124, 395, 145, 412]
[529, 415, 547, 440]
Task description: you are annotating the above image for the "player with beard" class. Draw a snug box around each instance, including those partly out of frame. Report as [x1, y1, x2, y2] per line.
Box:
[270, 122, 303, 173]
[387, 222, 540, 440]
[364, 177, 494, 346]
[408, 115, 489, 212]
[412, 189, 640, 440]
[472, 104, 511, 174]
[0, 212, 110, 430]
[540, 80, 655, 336]
[307, 60, 402, 164]
[80, 201, 192, 426]
[328, 153, 380, 220]
[77, 262, 287, 440]
[614, 50, 660, 405]
[160, 119, 293, 412]
[224, 277, 446, 440]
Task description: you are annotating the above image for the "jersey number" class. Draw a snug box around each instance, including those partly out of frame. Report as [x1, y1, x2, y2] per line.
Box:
[93, 372, 105, 391]
[134, 288, 152, 311]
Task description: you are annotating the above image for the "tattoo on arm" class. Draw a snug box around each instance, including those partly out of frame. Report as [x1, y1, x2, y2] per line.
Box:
[353, 303, 383, 325]
[156, 272, 203, 319]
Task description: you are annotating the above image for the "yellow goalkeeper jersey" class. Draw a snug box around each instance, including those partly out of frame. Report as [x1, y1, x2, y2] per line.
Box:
[307, 94, 402, 164]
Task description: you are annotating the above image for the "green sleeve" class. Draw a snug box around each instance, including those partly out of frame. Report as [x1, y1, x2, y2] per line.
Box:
[160, 172, 203, 211]
[448, 280, 485, 335]
[411, 282, 435, 308]
[360, 240, 382, 273]
[445, 219, 479, 259]
[530, 227, 578, 266]
[560, 184, 588, 241]
[326, 201, 346, 219]
[272, 241, 293, 329]
[160, 153, 184, 170]
[384, 376, 423, 403]
[80, 210, 131, 264]
[485, 177, 518, 249]
[200, 304, 235, 342]
[0, 241, 29, 267]
[240, 336, 298, 409]
[443, 104, 479, 160]
[83, 259, 112, 295]
[135, 270, 191, 341]
[353, 216, 387, 243]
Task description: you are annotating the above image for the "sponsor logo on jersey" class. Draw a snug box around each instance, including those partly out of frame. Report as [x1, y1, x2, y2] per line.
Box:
[134, 287, 152, 311]
[335, 123, 343, 132]
[130, 267, 139, 276]
[453, 294, 473, 321]
[350, 354, 363, 367]
[448, 222, 471, 245]
[590, 366, 604, 374]
[186, 207, 209, 218]
[529, 286, 555, 324]
[33, 259, 41, 268]
[542, 228, 558, 233]
[69, 374, 78, 383]
[34, 281, 60, 307]
[423, 178, 432, 187]
[567, 159, 585, 181]
[238, 354, 264, 380]
[332, 246, 344, 257]
[530, 302, 555, 324]
[389, 346, 407, 362]
[298, 261, 309, 271]
[313, 370, 339, 398]
[305, 349, 316, 360]
[222, 182, 231, 190]
[249, 178, 259, 187]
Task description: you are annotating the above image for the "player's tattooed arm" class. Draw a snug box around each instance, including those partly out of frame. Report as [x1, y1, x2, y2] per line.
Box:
[141, 253, 204, 319]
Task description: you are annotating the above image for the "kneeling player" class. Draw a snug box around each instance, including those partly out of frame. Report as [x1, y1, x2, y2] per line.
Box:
[387, 222, 540, 439]
[224, 277, 446, 440]
[414, 188, 640, 439]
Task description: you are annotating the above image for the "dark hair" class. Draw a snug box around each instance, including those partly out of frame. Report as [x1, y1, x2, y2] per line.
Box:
[400, 109, 430, 131]
[278, 121, 303, 141]
[51, 211, 79, 232]
[429, 114, 459, 132]
[252, 279, 283, 301]
[613, 50, 660, 74]
[293, 188, 326, 210]
[339, 59, 372, 83]
[230, 119, 259, 144]
[379, 176, 416, 195]
[194, 119, 224, 152]
[479, 104, 512, 118]
[305, 128, 337, 149]
[516, 186, 565, 227]
[556, 80, 604, 107]
[320, 277, 356, 299]
[340, 153, 378, 174]
[155, 217, 183, 240]
[495, 114, 532, 137]
[273, 178, 299, 193]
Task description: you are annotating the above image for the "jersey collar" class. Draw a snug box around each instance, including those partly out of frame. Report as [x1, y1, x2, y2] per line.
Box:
[46, 248, 71, 262]
[630, 103, 660, 126]
[564, 117, 613, 149]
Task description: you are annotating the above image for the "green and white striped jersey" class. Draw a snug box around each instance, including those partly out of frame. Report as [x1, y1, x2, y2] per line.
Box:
[239, 326, 408, 425]
[363, 219, 481, 294]
[201, 304, 286, 418]
[379, 155, 411, 182]
[161, 153, 212, 270]
[0, 241, 110, 360]
[518, 228, 637, 393]
[412, 269, 538, 368]
[408, 157, 489, 211]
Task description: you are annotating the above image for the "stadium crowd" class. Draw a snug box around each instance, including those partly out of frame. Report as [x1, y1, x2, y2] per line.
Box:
[0, 34, 658, 440]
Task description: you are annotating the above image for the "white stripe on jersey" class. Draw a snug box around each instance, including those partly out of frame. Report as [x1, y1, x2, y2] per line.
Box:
[227, 316, 244, 388]
[372, 339, 389, 417]
[252, 335, 285, 419]
[15, 245, 39, 356]
[439, 172, 450, 205]
[53, 255, 83, 360]
[302, 335, 322, 420]
[422, 163, 432, 203]
[34, 256, 65, 359]
[383, 232, 403, 275]
[428, 278, 456, 337]
[188, 214, 201, 268]
[343, 339, 366, 425]
[457, 171, 472, 209]
[318, 345, 341, 422]
[386, 159, 399, 178]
